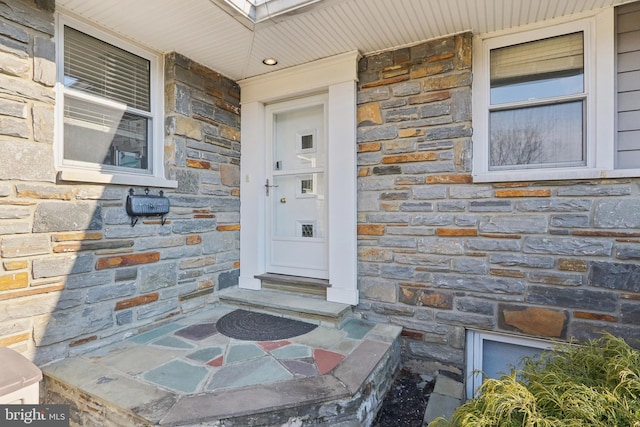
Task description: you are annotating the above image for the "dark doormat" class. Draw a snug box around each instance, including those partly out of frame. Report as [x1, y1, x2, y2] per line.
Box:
[216, 309, 318, 341]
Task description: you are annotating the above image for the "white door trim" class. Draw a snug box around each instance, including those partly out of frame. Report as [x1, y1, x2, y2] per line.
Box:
[238, 51, 360, 305]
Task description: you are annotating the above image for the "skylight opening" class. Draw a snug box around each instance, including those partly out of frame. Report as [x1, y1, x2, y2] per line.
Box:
[223, 0, 322, 23]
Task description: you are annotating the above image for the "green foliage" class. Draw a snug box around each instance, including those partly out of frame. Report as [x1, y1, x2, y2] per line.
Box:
[430, 334, 640, 427]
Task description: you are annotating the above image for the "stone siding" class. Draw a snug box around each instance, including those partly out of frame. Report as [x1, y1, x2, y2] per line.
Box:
[0, 1, 240, 365]
[356, 33, 640, 372]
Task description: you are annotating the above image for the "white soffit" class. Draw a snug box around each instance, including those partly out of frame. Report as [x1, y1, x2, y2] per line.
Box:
[56, 0, 639, 81]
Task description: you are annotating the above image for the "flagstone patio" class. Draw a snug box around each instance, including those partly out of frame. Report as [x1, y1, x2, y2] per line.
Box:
[41, 291, 401, 426]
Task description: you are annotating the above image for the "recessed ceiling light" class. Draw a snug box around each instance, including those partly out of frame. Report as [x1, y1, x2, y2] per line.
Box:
[262, 58, 278, 66]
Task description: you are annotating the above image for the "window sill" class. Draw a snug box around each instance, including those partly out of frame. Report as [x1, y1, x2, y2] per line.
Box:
[473, 168, 640, 183]
[57, 169, 178, 189]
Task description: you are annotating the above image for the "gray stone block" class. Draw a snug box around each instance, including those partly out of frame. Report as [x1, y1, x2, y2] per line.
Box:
[33, 201, 102, 232]
[172, 219, 216, 234]
[621, 303, 640, 325]
[380, 264, 414, 280]
[527, 285, 617, 311]
[479, 215, 547, 234]
[551, 214, 590, 228]
[432, 273, 526, 295]
[218, 269, 239, 290]
[469, 200, 512, 212]
[517, 199, 592, 212]
[523, 237, 613, 256]
[417, 238, 464, 255]
[357, 126, 398, 143]
[391, 81, 421, 97]
[32, 253, 94, 279]
[594, 199, 640, 228]
[0, 140, 55, 181]
[421, 101, 451, 118]
[202, 231, 237, 254]
[617, 244, 640, 260]
[172, 168, 200, 194]
[137, 299, 180, 320]
[139, 262, 177, 293]
[528, 271, 583, 286]
[0, 20, 28, 43]
[116, 310, 133, 326]
[64, 271, 112, 290]
[436, 311, 494, 329]
[489, 253, 555, 268]
[1, 234, 49, 257]
[33, 36, 55, 86]
[86, 282, 137, 304]
[456, 298, 494, 315]
[33, 305, 113, 346]
[407, 342, 464, 367]
[452, 257, 488, 274]
[589, 261, 640, 292]
[413, 186, 448, 200]
[0, 0, 54, 35]
[358, 176, 395, 191]
[466, 238, 521, 252]
[558, 186, 631, 197]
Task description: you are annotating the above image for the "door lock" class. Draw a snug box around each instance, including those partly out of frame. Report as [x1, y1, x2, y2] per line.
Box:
[280, 198, 286, 204]
[265, 179, 279, 196]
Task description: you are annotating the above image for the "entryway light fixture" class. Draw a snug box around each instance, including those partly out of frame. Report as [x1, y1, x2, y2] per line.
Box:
[262, 57, 278, 66]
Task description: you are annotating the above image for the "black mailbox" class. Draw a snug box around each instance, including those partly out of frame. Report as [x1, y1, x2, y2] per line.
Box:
[126, 188, 170, 226]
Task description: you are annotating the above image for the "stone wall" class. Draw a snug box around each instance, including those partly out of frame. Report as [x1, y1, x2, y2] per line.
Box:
[0, 0, 240, 365]
[355, 33, 640, 373]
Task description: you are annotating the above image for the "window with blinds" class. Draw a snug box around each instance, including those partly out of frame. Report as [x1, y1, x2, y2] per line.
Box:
[61, 25, 153, 172]
[488, 32, 586, 170]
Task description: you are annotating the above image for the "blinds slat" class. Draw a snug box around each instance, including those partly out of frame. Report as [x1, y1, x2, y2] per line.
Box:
[64, 26, 150, 111]
[491, 32, 584, 85]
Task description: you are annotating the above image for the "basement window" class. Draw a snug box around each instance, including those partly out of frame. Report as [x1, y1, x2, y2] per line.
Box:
[466, 330, 554, 399]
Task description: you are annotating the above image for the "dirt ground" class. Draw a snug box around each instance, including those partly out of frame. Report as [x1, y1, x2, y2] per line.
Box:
[373, 368, 435, 427]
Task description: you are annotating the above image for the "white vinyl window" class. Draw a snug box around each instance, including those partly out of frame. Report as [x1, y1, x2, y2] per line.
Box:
[466, 330, 554, 399]
[55, 14, 175, 188]
[473, 8, 640, 182]
[489, 32, 586, 170]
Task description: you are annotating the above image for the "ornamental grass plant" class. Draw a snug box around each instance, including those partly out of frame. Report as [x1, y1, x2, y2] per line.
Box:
[430, 333, 640, 427]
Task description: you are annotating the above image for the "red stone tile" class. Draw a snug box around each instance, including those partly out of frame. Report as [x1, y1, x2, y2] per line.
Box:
[258, 340, 291, 351]
[314, 349, 345, 375]
[207, 356, 224, 367]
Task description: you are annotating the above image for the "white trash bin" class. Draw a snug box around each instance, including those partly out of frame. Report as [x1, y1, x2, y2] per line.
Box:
[0, 347, 42, 404]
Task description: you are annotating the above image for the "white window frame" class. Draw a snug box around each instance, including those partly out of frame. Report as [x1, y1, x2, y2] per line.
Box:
[472, 8, 640, 183]
[466, 330, 555, 399]
[55, 12, 176, 188]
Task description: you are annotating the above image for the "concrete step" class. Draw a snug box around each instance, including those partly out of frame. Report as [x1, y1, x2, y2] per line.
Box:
[257, 273, 330, 299]
[218, 287, 353, 328]
[422, 375, 463, 426]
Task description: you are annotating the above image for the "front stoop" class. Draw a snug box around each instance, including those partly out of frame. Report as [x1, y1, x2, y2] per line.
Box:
[219, 287, 353, 328]
[42, 292, 401, 427]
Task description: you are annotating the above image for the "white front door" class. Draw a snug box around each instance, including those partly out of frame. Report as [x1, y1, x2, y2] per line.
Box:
[265, 95, 328, 279]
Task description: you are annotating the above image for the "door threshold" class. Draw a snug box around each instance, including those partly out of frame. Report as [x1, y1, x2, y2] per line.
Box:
[255, 273, 330, 299]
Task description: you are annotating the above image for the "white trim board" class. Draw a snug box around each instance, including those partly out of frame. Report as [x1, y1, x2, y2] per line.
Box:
[238, 51, 360, 305]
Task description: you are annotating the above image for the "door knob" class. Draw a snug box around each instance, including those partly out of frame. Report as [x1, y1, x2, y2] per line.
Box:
[280, 198, 286, 203]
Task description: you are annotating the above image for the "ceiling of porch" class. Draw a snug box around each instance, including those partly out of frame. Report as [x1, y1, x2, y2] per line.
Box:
[57, 0, 636, 81]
